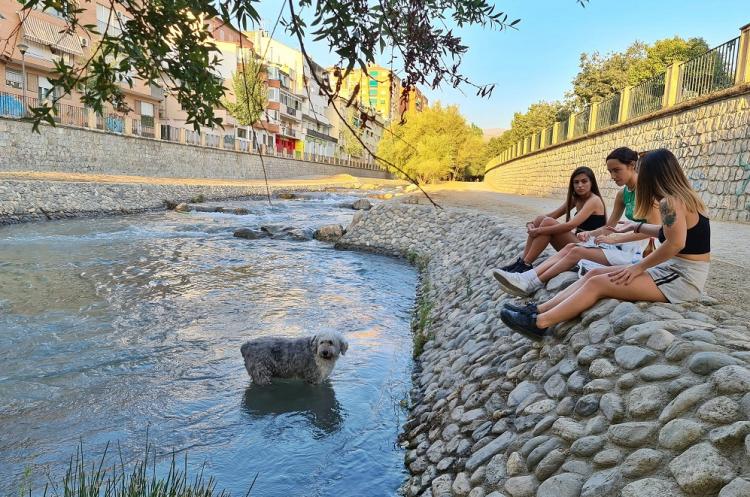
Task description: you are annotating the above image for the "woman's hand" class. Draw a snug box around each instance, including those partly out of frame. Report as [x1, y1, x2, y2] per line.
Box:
[527, 226, 541, 238]
[608, 264, 644, 286]
[595, 233, 621, 245]
[612, 220, 638, 233]
[577, 231, 591, 242]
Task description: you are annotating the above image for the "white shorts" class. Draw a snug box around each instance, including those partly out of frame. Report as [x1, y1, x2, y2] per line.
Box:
[646, 257, 710, 303]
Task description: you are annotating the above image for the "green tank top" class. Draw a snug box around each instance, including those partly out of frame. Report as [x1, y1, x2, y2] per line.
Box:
[623, 186, 645, 222]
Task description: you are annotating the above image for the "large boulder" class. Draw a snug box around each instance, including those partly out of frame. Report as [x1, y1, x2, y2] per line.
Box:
[352, 199, 372, 210]
[314, 224, 344, 242]
[233, 228, 268, 240]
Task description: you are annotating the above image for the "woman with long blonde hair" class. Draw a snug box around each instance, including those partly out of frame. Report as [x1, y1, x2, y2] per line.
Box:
[500, 148, 711, 341]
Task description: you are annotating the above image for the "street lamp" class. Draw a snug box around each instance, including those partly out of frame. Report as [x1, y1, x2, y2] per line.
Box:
[17, 41, 29, 115]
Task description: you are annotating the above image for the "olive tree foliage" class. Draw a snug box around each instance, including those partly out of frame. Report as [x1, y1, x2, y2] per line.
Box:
[2, 0, 586, 132]
[377, 103, 486, 183]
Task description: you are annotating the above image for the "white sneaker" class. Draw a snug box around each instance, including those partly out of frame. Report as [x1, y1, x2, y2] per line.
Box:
[493, 269, 533, 297]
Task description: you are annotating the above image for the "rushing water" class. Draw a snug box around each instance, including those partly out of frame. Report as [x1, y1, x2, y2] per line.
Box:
[0, 193, 416, 496]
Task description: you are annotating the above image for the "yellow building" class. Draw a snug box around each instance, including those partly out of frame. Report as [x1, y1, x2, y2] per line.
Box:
[330, 64, 405, 122]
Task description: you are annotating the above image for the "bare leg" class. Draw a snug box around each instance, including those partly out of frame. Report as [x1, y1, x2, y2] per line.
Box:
[550, 231, 580, 252]
[536, 273, 667, 328]
[537, 266, 623, 313]
[534, 243, 576, 276]
[538, 246, 610, 283]
[523, 218, 567, 264]
[522, 216, 547, 260]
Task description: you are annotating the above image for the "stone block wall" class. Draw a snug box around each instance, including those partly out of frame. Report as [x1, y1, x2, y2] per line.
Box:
[0, 117, 390, 180]
[484, 91, 750, 222]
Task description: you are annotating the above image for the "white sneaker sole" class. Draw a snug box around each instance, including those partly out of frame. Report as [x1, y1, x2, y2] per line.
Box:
[492, 270, 529, 297]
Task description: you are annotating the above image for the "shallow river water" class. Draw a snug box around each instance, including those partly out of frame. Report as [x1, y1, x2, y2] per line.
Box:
[0, 193, 416, 496]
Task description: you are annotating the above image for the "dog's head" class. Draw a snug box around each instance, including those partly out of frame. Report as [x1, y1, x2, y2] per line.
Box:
[311, 331, 348, 361]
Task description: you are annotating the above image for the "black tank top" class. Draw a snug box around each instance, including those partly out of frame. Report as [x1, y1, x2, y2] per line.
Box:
[658, 213, 710, 255]
[576, 213, 607, 233]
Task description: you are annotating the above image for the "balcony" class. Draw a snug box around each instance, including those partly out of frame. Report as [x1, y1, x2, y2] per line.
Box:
[279, 126, 297, 138]
[280, 104, 301, 121]
[304, 128, 337, 143]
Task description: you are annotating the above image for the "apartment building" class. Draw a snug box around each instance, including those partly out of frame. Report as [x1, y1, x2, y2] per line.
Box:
[302, 60, 336, 158]
[0, 1, 161, 135]
[326, 97, 383, 164]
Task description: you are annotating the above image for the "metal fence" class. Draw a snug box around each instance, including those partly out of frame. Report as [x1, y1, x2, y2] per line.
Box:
[573, 107, 590, 137]
[595, 93, 621, 130]
[185, 129, 201, 145]
[677, 37, 740, 103]
[160, 124, 181, 142]
[629, 71, 666, 119]
[0, 92, 89, 127]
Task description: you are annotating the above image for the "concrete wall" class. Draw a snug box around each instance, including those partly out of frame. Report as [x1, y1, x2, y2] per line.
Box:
[484, 90, 750, 222]
[0, 117, 390, 180]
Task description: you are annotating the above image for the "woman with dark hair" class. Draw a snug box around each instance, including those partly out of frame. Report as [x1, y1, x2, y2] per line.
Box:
[494, 147, 660, 296]
[500, 148, 711, 341]
[497, 166, 607, 275]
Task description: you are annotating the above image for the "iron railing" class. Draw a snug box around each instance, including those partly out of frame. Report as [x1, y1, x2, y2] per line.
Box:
[573, 107, 590, 137]
[205, 133, 220, 148]
[223, 134, 235, 149]
[96, 113, 125, 133]
[629, 71, 666, 119]
[185, 129, 201, 145]
[596, 93, 621, 130]
[677, 37, 740, 103]
[160, 124, 180, 142]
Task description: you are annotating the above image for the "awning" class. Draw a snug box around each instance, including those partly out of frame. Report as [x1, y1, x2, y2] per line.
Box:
[22, 15, 83, 56]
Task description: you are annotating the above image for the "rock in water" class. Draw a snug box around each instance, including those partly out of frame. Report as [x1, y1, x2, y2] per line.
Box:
[352, 199, 372, 210]
[233, 228, 267, 240]
[175, 202, 191, 212]
[314, 224, 344, 242]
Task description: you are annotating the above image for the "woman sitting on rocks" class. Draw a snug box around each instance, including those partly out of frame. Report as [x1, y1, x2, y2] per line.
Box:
[498, 166, 607, 274]
[501, 148, 711, 341]
[493, 147, 660, 296]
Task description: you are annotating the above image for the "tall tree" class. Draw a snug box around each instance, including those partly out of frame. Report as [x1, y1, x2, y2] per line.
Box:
[378, 103, 488, 183]
[223, 57, 267, 126]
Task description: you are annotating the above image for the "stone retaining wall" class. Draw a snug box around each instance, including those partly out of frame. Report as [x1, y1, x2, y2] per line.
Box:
[0, 179, 370, 224]
[0, 117, 389, 180]
[339, 202, 750, 497]
[484, 91, 750, 222]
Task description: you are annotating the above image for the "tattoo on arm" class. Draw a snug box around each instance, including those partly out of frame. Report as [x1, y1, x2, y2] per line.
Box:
[660, 199, 677, 227]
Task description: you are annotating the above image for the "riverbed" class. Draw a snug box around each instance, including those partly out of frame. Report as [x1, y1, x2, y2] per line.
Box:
[0, 193, 417, 496]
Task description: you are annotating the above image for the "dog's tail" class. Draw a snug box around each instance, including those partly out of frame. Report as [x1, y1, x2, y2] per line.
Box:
[240, 341, 251, 358]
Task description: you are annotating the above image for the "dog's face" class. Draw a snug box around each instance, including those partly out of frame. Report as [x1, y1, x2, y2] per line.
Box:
[312, 331, 348, 361]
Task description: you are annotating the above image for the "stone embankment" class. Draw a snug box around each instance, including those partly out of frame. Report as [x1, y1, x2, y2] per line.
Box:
[338, 202, 750, 497]
[0, 179, 380, 225]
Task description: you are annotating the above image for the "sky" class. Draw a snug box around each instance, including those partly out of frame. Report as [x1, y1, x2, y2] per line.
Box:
[251, 0, 750, 130]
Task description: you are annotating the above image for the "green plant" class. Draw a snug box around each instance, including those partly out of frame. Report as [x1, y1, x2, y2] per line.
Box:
[411, 280, 434, 358]
[189, 194, 206, 204]
[22, 440, 253, 497]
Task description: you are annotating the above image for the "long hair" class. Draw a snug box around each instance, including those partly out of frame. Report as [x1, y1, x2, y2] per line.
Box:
[635, 148, 706, 219]
[606, 147, 639, 166]
[565, 166, 605, 221]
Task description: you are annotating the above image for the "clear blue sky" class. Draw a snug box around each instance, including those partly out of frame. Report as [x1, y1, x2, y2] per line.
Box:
[253, 1, 749, 130]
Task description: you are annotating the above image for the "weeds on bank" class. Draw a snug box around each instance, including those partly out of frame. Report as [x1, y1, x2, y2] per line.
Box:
[21, 440, 251, 497]
[189, 194, 206, 204]
[405, 250, 434, 358]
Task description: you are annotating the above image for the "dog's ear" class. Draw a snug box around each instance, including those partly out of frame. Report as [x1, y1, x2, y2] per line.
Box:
[309, 334, 319, 351]
[338, 335, 349, 356]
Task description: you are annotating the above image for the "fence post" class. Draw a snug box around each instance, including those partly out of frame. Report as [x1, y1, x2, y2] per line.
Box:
[154, 118, 161, 140]
[588, 102, 600, 133]
[87, 110, 97, 129]
[124, 117, 132, 135]
[178, 128, 185, 144]
[736, 23, 750, 84]
[551, 122, 560, 145]
[618, 86, 633, 123]
[663, 62, 682, 108]
[567, 114, 576, 140]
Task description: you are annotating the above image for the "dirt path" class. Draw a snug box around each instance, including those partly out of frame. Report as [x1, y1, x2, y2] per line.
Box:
[400, 182, 750, 307]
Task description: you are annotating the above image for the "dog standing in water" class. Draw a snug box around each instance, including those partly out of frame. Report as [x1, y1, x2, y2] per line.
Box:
[240, 331, 348, 385]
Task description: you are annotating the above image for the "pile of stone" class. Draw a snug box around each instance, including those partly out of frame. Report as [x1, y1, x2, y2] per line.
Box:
[338, 202, 750, 497]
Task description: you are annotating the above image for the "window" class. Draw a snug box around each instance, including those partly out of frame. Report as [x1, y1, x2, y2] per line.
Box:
[6, 69, 23, 89]
[369, 70, 378, 77]
[37, 76, 58, 101]
[268, 87, 279, 101]
[237, 127, 247, 138]
[96, 4, 127, 36]
[369, 89, 377, 96]
[369, 80, 378, 87]
[140, 101, 154, 117]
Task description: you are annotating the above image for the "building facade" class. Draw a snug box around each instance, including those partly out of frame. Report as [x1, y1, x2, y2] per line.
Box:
[0, 1, 161, 135]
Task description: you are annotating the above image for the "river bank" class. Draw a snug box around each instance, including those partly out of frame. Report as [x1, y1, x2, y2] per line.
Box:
[0, 173, 405, 225]
[339, 202, 750, 497]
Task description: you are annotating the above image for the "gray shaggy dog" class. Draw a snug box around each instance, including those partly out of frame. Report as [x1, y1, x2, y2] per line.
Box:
[240, 331, 348, 385]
